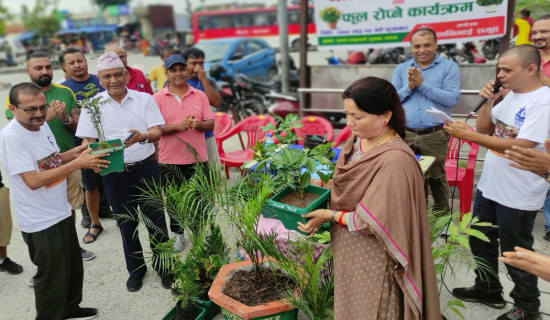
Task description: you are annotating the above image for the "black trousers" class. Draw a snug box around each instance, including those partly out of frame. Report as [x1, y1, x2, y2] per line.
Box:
[22, 216, 83, 320]
[471, 190, 540, 312]
[102, 161, 169, 278]
[159, 162, 210, 234]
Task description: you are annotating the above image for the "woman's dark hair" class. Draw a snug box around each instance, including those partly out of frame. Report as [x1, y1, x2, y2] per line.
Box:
[342, 77, 406, 139]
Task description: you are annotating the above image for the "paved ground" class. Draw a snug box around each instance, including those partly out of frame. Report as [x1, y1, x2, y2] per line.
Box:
[1, 52, 549, 319]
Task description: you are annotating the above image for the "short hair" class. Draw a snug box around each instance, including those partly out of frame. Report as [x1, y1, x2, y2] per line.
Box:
[520, 9, 530, 17]
[182, 47, 205, 60]
[501, 44, 541, 71]
[410, 27, 437, 43]
[9, 82, 44, 107]
[342, 77, 407, 139]
[535, 14, 550, 22]
[61, 47, 84, 63]
[26, 51, 49, 61]
[105, 44, 125, 55]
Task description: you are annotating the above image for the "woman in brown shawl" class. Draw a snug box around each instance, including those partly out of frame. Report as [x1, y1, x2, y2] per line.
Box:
[298, 77, 443, 320]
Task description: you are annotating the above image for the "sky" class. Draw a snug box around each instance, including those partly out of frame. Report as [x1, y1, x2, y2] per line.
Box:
[4, 0, 274, 15]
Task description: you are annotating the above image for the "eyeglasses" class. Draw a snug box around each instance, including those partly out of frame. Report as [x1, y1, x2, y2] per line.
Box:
[16, 104, 50, 115]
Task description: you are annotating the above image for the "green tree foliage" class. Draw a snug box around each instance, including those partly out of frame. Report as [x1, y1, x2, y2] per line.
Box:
[92, 0, 130, 10]
[0, 0, 10, 36]
[21, 0, 60, 39]
[516, 0, 550, 19]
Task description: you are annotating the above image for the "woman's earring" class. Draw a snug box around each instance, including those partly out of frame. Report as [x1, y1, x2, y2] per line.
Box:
[383, 120, 387, 125]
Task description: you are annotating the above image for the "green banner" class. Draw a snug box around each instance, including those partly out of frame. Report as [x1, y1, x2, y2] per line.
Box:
[318, 32, 409, 46]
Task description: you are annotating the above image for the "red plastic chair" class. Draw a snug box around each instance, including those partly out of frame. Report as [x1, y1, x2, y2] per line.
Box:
[294, 116, 334, 145]
[445, 125, 479, 214]
[213, 112, 232, 138]
[216, 115, 276, 179]
[331, 126, 351, 148]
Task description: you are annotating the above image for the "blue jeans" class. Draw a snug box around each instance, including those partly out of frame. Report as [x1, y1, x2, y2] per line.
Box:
[544, 188, 550, 234]
[471, 190, 540, 312]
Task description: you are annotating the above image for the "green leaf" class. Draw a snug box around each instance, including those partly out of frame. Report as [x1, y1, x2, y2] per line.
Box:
[464, 229, 490, 242]
[456, 235, 470, 249]
[458, 212, 473, 232]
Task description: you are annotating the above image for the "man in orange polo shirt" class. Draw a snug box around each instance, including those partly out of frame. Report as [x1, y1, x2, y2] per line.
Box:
[153, 55, 214, 252]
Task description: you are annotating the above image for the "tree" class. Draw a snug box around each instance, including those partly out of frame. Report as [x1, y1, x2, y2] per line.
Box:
[515, 0, 550, 19]
[0, 0, 9, 36]
[21, 0, 61, 39]
[92, 0, 130, 10]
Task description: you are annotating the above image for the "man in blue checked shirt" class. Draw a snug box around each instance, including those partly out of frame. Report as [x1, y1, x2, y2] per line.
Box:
[392, 27, 461, 214]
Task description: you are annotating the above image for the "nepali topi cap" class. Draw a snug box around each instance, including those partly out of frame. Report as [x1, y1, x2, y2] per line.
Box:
[97, 52, 125, 71]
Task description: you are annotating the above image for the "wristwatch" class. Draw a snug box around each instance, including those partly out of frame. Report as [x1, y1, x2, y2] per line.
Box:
[543, 171, 550, 183]
[139, 133, 149, 145]
[330, 210, 338, 224]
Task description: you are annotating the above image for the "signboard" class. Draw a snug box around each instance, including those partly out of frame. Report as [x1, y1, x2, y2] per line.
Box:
[107, 4, 130, 17]
[312, 0, 508, 50]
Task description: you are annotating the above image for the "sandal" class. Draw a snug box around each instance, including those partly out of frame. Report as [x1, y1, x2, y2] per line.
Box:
[82, 224, 104, 244]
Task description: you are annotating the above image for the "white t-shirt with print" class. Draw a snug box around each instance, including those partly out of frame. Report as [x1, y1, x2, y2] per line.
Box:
[0, 120, 71, 233]
[477, 86, 550, 210]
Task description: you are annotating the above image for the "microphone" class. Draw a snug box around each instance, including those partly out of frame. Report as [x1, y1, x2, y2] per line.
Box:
[466, 81, 502, 120]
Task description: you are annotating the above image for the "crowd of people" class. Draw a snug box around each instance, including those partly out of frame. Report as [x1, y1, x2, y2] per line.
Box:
[1, 15, 550, 320]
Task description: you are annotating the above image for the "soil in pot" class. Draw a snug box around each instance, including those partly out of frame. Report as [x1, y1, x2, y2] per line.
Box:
[222, 267, 295, 307]
[278, 191, 320, 209]
[175, 302, 198, 320]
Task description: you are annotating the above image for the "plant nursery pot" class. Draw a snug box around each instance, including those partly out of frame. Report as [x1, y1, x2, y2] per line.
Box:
[327, 21, 337, 29]
[208, 260, 298, 320]
[191, 298, 220, 320]
[303, 134, 327, 150]
[162, 305, 206, 320]
[266, 185, 330, 234]
[88, 139, 125, 176]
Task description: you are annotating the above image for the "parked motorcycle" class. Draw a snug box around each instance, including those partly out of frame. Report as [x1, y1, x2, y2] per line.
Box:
[367, 47, 409, 64]
[210, 64, 267, 122]
[437, 43, 469, 64]
[481, 38, 501, 60]
[462, 42, 486, 64]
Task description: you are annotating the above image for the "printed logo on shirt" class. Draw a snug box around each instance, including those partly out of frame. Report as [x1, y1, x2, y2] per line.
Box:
[137, 84, 144, 89]
[514, 107, 526, 127]
[37, 151, 65, 188]
[490, 119, 519, 157]
[47, 135, 54, 146]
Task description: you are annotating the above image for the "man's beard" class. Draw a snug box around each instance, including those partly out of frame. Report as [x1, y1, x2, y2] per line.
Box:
[33, 75, 52, 87]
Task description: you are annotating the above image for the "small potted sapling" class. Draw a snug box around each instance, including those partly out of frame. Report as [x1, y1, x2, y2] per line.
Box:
[78, 83, 125, 175]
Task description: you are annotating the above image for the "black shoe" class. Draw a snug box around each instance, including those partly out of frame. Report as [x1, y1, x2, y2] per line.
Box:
[64, 307, 98, 320]
[452, 285, 506, 309]
[161, 274, 173, 289]
[80, 216, 91, 228]
[126, 275, 144, 292]
[543, 232, 550, 242]
[496, 306, 541, 320]
[0, 257, 23, 275]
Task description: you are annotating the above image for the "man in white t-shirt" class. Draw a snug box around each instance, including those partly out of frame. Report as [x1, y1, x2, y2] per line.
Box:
[444, 45, 550, 320]
[0, 82, 107, 320]
[76, 52, 171, 293]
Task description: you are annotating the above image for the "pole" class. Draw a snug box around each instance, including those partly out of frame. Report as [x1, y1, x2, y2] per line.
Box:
[298, 0, 310, 117]
[277, 0, 290, 93]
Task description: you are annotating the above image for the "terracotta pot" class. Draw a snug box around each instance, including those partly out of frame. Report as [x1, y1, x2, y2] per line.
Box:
[327, 21, 337, 29]
[208, 260, 297, 320]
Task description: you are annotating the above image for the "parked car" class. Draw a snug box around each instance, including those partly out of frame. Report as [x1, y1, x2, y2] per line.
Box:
[194, 37, 278, 81]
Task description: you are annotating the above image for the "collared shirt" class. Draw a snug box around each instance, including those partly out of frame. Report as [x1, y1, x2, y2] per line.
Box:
[126, 66, 154, 95]
[147, 65, 167, 92]
[541, 58, 550, 79]
[392, 55, 461, 129]
[153, 85, 213, 165]
[76, 88, 165, 163]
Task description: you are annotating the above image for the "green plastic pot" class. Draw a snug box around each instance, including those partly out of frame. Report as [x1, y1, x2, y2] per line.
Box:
[191, 298, 220, 320]
[266, 185, 330, 234]
[162, 305, 206, 320]
[220, 308, 298, 320]
[88, 139, 125, 176]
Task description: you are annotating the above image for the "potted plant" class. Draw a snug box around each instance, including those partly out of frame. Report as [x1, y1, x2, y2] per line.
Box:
[78, 83, 124, 175]
[251, 115, 334, 234]
[208, 173, 299, 320]
[319, 6, 342, 29]
[475, 0, 503, 13]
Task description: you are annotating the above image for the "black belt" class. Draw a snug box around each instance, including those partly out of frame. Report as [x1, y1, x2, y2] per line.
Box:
[406, 124, 444, 135]
[124, 153, 156, 172]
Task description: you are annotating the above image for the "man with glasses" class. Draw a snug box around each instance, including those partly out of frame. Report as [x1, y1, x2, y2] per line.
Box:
[4, 51, 95, 263]
[0, 82, 105, 320]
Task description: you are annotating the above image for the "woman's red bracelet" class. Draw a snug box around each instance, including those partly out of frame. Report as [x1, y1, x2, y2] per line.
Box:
[339, 211, 348, 227]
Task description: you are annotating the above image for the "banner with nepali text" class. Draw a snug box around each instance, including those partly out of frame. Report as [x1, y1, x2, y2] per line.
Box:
[313, 0, 508, 50]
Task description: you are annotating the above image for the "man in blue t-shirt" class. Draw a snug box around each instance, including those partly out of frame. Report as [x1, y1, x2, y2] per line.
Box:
[182, 48, 222, 165]
[61, 48, 110, 245]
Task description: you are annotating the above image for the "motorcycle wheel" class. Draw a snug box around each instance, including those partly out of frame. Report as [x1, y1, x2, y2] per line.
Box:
[451, 52, 469, 64]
